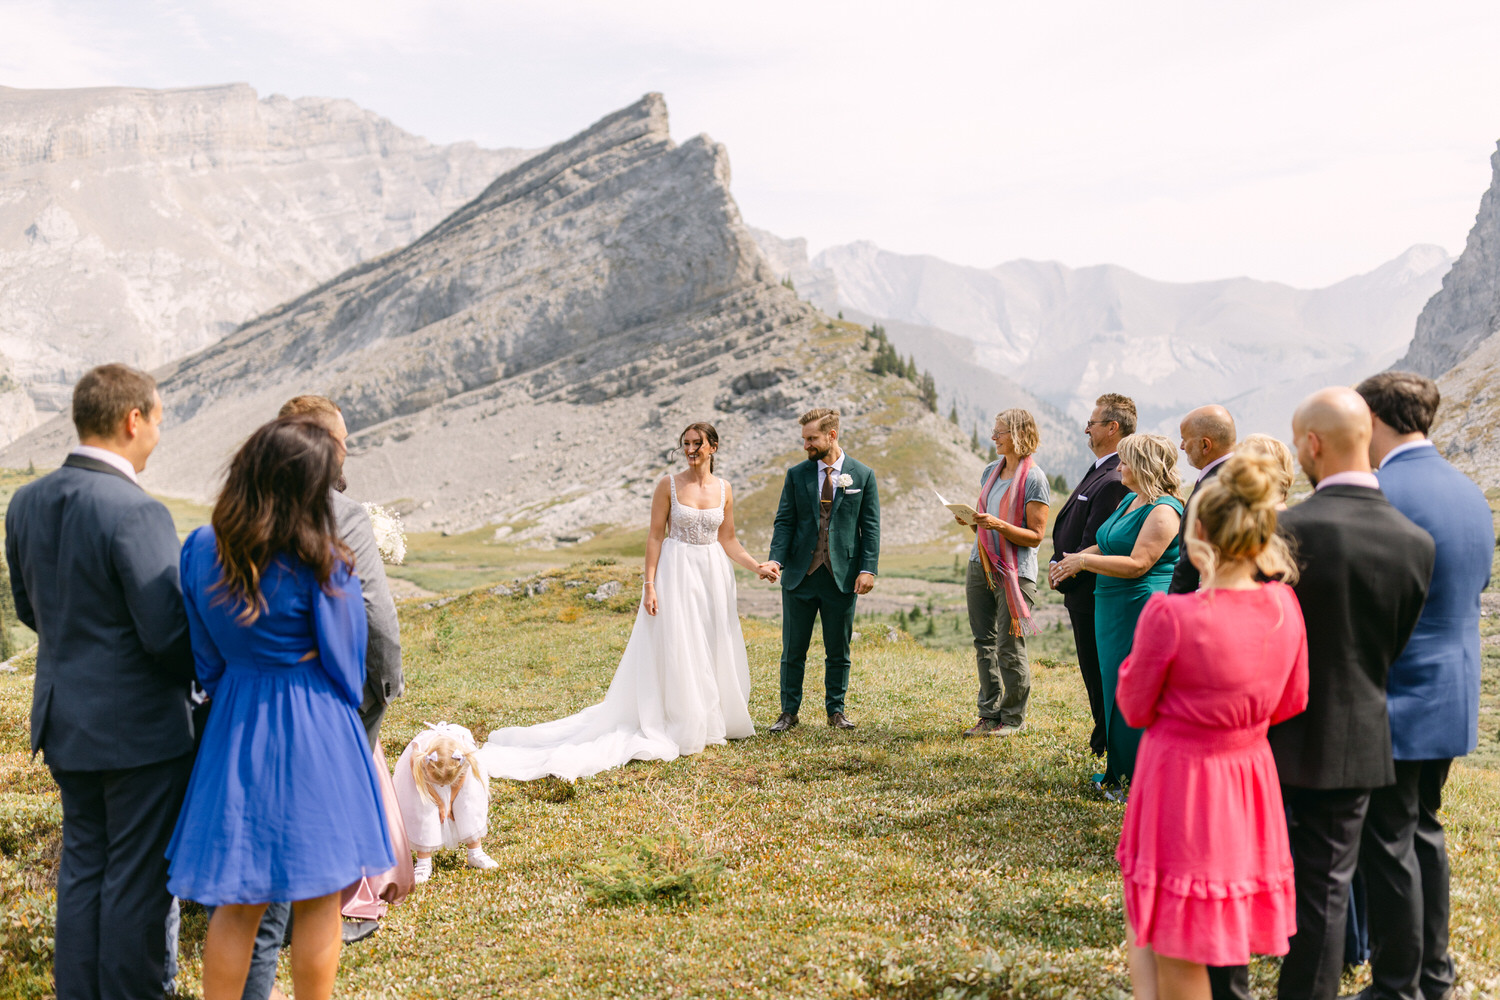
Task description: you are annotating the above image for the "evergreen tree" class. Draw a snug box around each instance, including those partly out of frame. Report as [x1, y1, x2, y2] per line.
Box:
[970, 427, 983, 453]
[919, 372, 939, 412]
[948, 403, 959, 425]
[1051, 473, 1068, 494]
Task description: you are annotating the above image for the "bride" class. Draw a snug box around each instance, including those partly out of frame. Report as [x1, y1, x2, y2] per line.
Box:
[478, 422, 778, 781]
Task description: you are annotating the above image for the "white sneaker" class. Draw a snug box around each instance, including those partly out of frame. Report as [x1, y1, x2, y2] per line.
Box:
[413, 857, 433, 883]
[465, 847, 498, 871]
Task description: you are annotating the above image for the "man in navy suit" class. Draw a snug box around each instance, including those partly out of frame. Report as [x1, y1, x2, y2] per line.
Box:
[1048, 392, 1132, 756]
[1353, 372, 1492, 1000]
[6, 364, 194, 1000]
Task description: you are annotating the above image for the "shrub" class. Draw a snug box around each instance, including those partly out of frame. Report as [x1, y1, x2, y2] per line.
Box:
[521, 776, 577, 803]
[0, 796, 62, 860]
[577, 834, 724, 907]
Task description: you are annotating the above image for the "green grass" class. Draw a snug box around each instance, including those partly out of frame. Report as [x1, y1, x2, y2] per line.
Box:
[5, 559, 1500, 999]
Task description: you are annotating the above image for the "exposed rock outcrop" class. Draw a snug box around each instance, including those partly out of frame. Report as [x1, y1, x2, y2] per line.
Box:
[2, 95, 986, 546]
[0, 82, 530, 433]
[1400, 142, 1500, 377]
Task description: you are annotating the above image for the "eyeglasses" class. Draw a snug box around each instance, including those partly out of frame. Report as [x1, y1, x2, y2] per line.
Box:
[1084, 420, 1114, 430]
[992, 428, 1011, 439]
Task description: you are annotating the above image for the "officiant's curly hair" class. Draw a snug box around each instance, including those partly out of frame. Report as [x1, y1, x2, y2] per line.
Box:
[210, 416, 353, 624]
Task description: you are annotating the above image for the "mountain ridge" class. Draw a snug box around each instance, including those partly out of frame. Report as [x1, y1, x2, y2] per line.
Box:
[0, 82, 533, 441]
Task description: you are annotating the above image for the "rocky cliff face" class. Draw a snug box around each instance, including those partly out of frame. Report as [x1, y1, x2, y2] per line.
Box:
[813, 240, 1452, 443]
[1400, 143, 1500, 377]
[2, 95, 986, 546]
[0, 82, 530, 440]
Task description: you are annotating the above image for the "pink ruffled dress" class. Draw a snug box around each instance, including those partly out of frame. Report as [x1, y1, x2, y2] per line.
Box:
[1115, 583, 1309, 965]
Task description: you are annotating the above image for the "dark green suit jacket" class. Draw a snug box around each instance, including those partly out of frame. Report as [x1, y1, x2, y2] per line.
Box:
[768, 456, 881, 593]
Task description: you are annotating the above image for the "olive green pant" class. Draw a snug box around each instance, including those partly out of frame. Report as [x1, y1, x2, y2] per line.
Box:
[965, 561, 1037, 727]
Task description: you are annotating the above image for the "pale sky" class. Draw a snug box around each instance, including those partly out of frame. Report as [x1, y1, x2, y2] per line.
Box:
[4, 0, 1498, 287]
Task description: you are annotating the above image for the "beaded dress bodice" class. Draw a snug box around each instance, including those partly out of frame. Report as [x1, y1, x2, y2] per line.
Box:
[667, 476, 725, 546]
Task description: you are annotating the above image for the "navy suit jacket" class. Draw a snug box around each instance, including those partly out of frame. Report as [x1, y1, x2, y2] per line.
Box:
[1049, 454, 1128, 598]
[1376, 445, 1493, 760]
[6, 455, 194, 771]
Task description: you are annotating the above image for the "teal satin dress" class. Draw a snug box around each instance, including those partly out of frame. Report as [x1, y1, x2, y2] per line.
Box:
[1093, 493, 1184, 785]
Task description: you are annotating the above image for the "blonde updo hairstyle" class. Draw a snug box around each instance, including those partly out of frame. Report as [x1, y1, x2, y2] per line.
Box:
[1184, 452, 1299, 588]
[1116, 433, 1181, 502]
[1238, 433, 1295, 505]
[411, 732, 482, 805]
[995, 408, 1040, 458]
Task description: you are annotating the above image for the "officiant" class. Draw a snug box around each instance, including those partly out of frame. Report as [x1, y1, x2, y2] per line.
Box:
[961, 409, 1051, 738]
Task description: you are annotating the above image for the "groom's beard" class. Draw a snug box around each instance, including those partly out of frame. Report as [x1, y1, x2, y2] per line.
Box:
[805, 444, 830, 463]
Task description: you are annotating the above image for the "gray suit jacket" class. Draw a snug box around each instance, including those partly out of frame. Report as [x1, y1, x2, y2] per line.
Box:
[332, 489, 403, 711]
[6, 455, 194, 771]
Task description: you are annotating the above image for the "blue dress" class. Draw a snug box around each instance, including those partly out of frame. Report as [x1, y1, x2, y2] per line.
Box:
[166, 526, 395, 905]
[1093, 493, 1184, 786]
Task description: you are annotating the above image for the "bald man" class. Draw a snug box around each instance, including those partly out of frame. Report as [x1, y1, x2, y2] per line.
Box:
[1168, 405, 1237, 594]
[1270, 387, 1434, 1000]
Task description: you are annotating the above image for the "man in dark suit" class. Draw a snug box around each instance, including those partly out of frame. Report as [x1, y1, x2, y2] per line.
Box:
[766, 408, 880, 732]
[1168, 404, 1236, 595]
[1048, 392, 1133, 756]
[1353, 372, 1492, 1000]
[6, 364, 194, 1000]
[1272, 386, 1435, 1000]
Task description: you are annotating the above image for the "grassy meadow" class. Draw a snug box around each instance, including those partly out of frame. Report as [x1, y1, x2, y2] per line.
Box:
[3, 548, 1500, 998]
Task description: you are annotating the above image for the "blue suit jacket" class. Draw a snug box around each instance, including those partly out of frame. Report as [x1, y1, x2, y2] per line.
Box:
[5, 455, 194, 771]
[1377, 445, 1494, 760]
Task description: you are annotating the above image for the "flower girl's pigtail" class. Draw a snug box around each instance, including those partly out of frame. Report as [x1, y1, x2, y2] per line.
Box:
[412, 733, 472, 803]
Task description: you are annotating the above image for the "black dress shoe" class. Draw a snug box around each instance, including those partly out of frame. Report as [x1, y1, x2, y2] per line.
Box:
[341, 918, 380, 944]
[828, 711, 856, 729]
[769, 712, 799, 732]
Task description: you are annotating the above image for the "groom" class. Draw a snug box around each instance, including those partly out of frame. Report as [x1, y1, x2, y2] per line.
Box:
[766, 408, 880, 731]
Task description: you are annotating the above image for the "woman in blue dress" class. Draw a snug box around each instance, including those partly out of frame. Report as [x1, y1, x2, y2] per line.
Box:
[166, 416, 394, 1000]
[1049, 432, 1183, 794]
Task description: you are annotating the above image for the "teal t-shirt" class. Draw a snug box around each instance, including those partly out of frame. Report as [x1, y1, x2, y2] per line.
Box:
[968, 463, 1051, 582]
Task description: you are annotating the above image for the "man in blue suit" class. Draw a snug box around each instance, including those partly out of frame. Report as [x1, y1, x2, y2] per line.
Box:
[7, 364, 194, 1000]
[1354, 372, 1493, 1000]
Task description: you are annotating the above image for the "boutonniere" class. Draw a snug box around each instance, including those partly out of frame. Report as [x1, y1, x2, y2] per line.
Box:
[837, 474, 854, 489]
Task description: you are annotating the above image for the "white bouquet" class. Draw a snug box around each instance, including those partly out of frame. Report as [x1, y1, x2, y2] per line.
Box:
[363, 502, 407, 565]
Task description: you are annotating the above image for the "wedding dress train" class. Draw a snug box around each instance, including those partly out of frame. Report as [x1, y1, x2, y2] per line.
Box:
[478, 477, 755, 780]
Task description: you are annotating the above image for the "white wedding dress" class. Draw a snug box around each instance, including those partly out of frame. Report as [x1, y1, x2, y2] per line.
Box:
[478, 476, 756, 781]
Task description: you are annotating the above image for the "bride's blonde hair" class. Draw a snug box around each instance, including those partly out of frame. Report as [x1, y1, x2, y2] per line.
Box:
[411, 732, 482, 806]
[1184, 452, 1298, 588]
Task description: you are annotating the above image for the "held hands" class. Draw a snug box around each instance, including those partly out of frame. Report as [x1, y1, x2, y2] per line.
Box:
[757, 561, 781, 583]
[854, 572, 876, 595]
[1048, 552, 1085, 589]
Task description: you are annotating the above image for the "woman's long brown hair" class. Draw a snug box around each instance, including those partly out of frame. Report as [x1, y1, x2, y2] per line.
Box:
[211, 415, 353, 623]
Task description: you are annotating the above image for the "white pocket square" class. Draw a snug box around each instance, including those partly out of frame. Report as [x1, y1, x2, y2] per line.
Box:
[843, 488, 862, 494]
[1078, 494, 1089, 501]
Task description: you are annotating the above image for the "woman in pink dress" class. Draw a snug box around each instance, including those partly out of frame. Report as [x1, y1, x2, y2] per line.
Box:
[1115, 452, 1309, 999]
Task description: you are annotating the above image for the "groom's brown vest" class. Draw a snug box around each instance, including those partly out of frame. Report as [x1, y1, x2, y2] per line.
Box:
[807, 464, 834, 575]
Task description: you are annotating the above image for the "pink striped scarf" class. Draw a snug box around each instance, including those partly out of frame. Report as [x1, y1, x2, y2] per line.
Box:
[977, 455, 1038, 637]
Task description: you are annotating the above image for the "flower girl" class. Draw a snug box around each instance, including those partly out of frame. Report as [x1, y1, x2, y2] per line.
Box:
[393, 723, 498, 882]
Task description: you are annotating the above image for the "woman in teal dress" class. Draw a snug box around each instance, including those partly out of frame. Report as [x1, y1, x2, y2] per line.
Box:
[1049, 433, 1183, 793]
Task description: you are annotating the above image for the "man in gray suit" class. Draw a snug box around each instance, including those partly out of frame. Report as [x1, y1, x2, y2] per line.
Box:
[235, 395, 405, 1000]
[6, 363, 194, 1000]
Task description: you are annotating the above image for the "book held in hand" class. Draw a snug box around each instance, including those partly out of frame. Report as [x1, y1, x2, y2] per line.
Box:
[933, 489, 980, 526]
